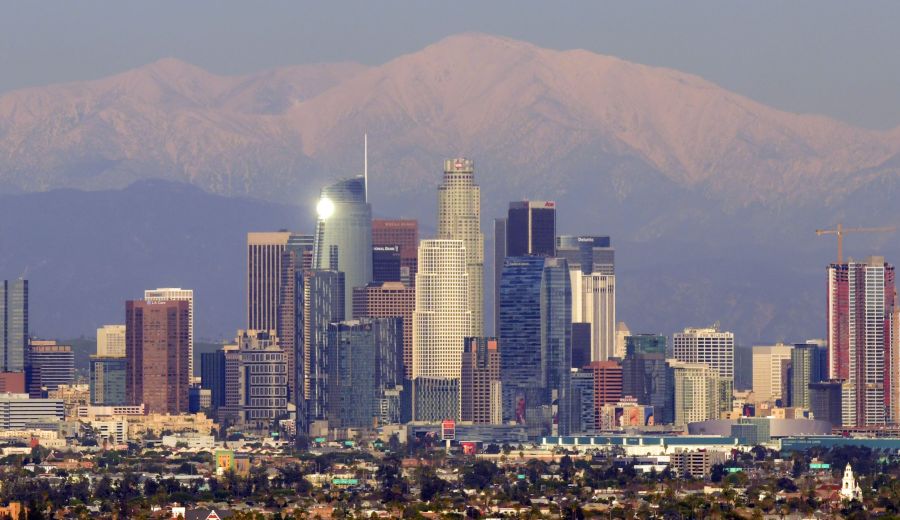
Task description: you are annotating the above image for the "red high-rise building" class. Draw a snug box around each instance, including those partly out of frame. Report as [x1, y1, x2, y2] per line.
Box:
[126, 299, 190, 414]
[588, 360, 623, 427]
[352, 281, 415, 379]
[372, 220, 418, 284]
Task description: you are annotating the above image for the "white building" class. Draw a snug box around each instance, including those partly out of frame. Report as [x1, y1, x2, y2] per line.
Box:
[95, 325, 126, 357]
[571, 273, 616, 361]
[90, 420, 128, 445]
[144, 288, 195, 377]
[752, 344, 794, 404]
[673, 326, 735, 380]
[841, 463, 863, 501]
[412, 239, 471, 421]
[0, 393, 65, 429]
[670, 361, 723, 426]
[437, 158, 484, 338]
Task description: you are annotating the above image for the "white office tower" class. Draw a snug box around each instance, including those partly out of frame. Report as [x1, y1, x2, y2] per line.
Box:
[438, 158, 484, 337]
[144, 288, 195, 377]
[571, 273, 616, 361]
[670, 360, 724, 426]
[752, 343, 794, 404]
[673, 326, 735, 380]
[412, 240, 471, 421]
[96, 325, 126, 357]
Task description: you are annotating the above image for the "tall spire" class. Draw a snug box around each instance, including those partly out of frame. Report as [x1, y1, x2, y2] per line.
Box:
[364, 133, 368, 202]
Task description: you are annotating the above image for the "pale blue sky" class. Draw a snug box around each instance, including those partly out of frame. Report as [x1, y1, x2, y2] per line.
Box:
[2, 1, 899, 129]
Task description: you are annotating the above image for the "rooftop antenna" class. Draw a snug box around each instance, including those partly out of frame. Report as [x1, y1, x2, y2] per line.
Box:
[364, 133, 368, 202]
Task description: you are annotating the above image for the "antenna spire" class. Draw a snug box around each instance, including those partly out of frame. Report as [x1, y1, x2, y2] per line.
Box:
[364, 133, 368, 201]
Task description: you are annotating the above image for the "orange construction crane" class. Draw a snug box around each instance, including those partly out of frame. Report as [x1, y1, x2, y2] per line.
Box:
[815, 223, 896, 264]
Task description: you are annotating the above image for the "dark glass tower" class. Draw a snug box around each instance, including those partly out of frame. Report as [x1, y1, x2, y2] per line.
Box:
[303, 269, 345, 426]
[372, 245, 402, 283]
[0, 279, 28, 372]
[90, 357, 127, 405]
[507, 200, 557, 257]
[200, 350, 227, 409]
[621, 334, 674, 425]
[556, 235, 614, 275]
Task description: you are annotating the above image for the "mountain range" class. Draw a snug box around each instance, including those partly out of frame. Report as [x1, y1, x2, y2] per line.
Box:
[2, 33, 900, 344]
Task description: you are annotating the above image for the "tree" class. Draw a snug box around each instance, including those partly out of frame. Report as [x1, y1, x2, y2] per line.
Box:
[462, 460, 499, 490]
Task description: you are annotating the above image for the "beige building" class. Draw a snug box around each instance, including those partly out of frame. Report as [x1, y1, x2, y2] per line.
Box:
[752, 343, 794, 404]
[96, 325, 126, 357]
[437, 158, 484, 337]
[670, 360, 725, 426]
[247, 232, 292, 333]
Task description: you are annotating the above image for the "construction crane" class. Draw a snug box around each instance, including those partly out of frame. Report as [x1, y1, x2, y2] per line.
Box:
[815, 223, 896, 264]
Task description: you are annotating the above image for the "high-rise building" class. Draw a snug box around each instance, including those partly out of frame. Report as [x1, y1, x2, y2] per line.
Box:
[278, 233, 314, 405]
[558, 236, 615, 362]
[200, 350, 226, 410]
[827, 257, 896, 426]
[313, 176, 373, 318]
[588, 360, 624, 410]
[673, 326, 735, 380]
[542, 258, 573, 435]
[556, 236, 614, 276]
[810, 381, 843, 427]
[570, 370, 596, 434]
[144, 288, 194, 377]
[752, 344, 794, 404]
[372, 219, 418, 284]
[791, 342, 828, 409]
[460, 337, 502, 425]
[622, 334, 674, 425]
[493, 217, 507, 336]
[303, 270, 345, 424]
[572, 323, 592, 369]
[0, 279, 28, 372]
[247, 232, 292, 332]
[90, 357, 127, 406]
[372, 246, 402, 283]
[438, 158, 484, 337]
[670, 360, 724, 426]
[25, 340, 74, 397]
[96, 325, 126, 357]
[235, 330, 288, 429]
[327, 318, 403, 429]
[352, 281, 415, 380]
[125, 299, 190, 414]
[506, 200, 556, 257]
[412, 240, 470, 421]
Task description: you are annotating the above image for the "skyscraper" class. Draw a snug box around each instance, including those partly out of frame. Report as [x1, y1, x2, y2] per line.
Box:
[0, 279, 28, 372]
[96, 325, 126, 357]
[672, 326, 735, 380]
[200, 350, 226, 410]
[144, 288, 194, 377]
[556, 235, 615, 275]
[557, 236, 615, 362]
[278, 233, 314, 405]
[412, 240, 470, 421]
[372, 245, 402, 283]
[622, 334, 674, 425]
[506, 200, 557, 257]
[91, 325, 127, 406]
[670, 360, 724, 426]
[234, 330, 288, 430]
[438, 158, 484, 337]
[752, 344, 794, 404]
[492, 217, 506, 336]
[125, 299, 190, 414]
[326, 318, 403, 429]
[827, 256, 896, 426]
[25, 340, 74, 397]
[303, 269, 345, 424]
[372, 219, 418, 284]
[352, 281, 415, 380]
[313, 176, 373, 318]
[247, 231, 292, 332]
[460, 337, 502, 424]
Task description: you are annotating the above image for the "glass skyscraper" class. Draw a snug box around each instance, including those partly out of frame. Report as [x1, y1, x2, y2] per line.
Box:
[303, 269, 345, 425]
[622, 334, 674, 425]
[0, 279, 28, 373]
[313, 176, 372, 318]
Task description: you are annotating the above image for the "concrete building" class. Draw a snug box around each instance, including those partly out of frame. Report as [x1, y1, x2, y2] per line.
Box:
[0, 393, 64, 430]
[437, 158, 484, 337]
[277, 233, 314, 407]
[233, 330, 288, 429]
[144, 288, 194, 377]
[752, 343, 794, 404]
[247, 232, 292, 332]
[352, 281, 415, 380]
[670, 361, 724, 426]
[25, 340, 74, 397]
[125, 299, 190, 414]
[412, 240, 470, 421]
[0, 279, 28, 372]
[673, 326, 735, 380]
[460, 337, 502, 424]
[96, 325, 126, 357]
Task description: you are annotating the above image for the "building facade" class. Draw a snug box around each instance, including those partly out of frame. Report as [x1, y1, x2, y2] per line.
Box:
[622, 334, 674, 425]
[144, 288, 194, 378]
[671, 360, 724, 426]
[235, 330, 288, 429]
[673, 326, 735, 380]
[752, 344, 794, 404]
[372, 219, 419, 284]
[26, 340, 74, 397]
[461, 337, 502, 424]
[247, 232, 292, 333]
[90, 357, 127, 406]
[352, 281, 415, 380]
[303, 270, 345, 424]
[791, 342, 828, 409]
[506, 200, 556, 257]
[96, 325, 126, 357]
[0, 280, 27, 373]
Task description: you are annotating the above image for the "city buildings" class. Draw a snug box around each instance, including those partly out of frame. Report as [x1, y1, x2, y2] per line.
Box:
[827, 256, 896, 426]
[247, 231, 292, 332]
[144, 288, 194, 377]
[372, 219, 419, 284]
[326, 318, 403, 429]
[438, 158, 484, 337]
[352, 281, 415, 380]
[492, 217, 506, 336]
[25, 340, 74, 397]
[0, 279, 28, 372]
[125, 299, 191, 414]
[277, 233, 314, 406]
[460, 337, 502, 425]
[303, 269, 345, 424]
[557, 236, 616, 362]
[809, 381, 843, 427]
[752, 344, 794, 404]
[791, 342, 828, 409]
[588, 360, 624, 409]
[200, 350, 226, 411]
[232, 330, 288, 430]
[0, 393, 64, 430]
[670, 360, 725, 426]
[412, 240, 470, 421]
[313, 176, 373, 318]
[91, 326, 127, 406]
[622, 334, 674, 425]
[673, 326, 735, 380]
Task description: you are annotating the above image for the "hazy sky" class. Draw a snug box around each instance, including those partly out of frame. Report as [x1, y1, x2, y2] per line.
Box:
[3, 1, 900, 129]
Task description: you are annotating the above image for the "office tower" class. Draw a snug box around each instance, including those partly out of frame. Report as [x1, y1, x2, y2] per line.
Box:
[438, 158, 484, 337]
[810, 381, 843, 427]
[96, 325, 126, 357]
[733, 346, 753, 390]
[90, 357, 127, 405]
[672, 326, 735, 380]
[352, 281, 415, 380]
[588, 360, 623, 406]
[219, 345, 242, 422]
[412, 240, 470, 421]
[303, 270, 345, 424]
[326, 318, 403, 429]
[200, 350, 226, 410]
[752, 344, 794, 404]
[313, 176, 373, 318]
[493, 217, 506, 336]
[235, 330, 288, 429]
[558, 237, 615, 362]
[145, 288, 194, 377]
[248, 231, 292, 332]
[278, 233, 314, 406]
[791, 342, 827, 409]
[572, 323, 592, 369]
[615, 322, 631, 360]
[0, 394, 64, 430]
[372, 245, 402, 283]
[542, 258, 573, 435]
[827, 257, 896, 426]
[0, 279, 28, 372]
[622, 334, 674, 425]
[125, 299, 190, 414]
[460, 337, 502, 424]
[670, 360, 724, 426]
[372, 219, 418, 283]
[506, 200, 556, 257]
[25, 340, 75, 397]
[570, 370, 596, 434]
